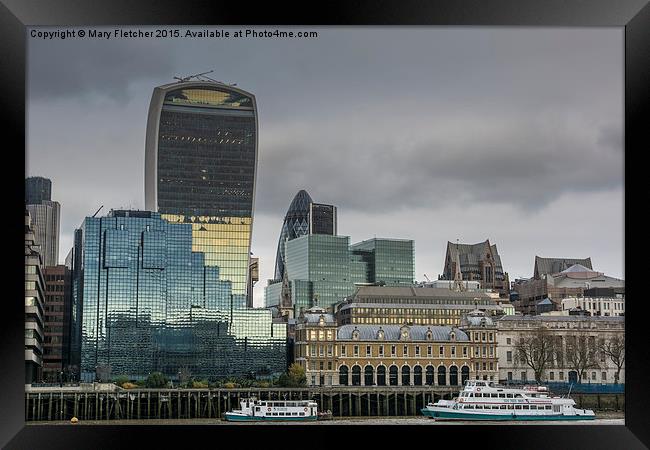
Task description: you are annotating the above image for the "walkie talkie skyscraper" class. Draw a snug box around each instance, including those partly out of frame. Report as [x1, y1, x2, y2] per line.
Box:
[145, 78, 258, 305]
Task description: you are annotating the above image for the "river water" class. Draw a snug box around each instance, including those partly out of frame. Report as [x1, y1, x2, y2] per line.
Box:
[30, 415, 624, 426]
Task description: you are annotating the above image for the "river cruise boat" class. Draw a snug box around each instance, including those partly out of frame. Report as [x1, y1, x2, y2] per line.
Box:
[421, 380, 595, 421]
[224, 398, 319, 422]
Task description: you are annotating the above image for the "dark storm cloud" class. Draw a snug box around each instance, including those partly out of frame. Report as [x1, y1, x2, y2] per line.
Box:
[28, 30, 175, 101]
[26, 27, 624, 292]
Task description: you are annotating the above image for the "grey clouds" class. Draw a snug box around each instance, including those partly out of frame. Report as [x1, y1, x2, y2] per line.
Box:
[26, 27, 624, 306]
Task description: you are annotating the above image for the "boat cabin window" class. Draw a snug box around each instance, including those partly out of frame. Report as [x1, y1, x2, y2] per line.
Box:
[475, 405, 483, 409]
[498, 393, 505, 398]
[530, 405, 537, 410]
[515, 394, 523, 398]
[522, 405, 530, 410]
[515, 405, 522, 410]
[300, 412, 305, 416]
[507, 405, 514, 409]
[491, 393, 498, 398]
[256, 407, 260, 412]
[545, 405, 552, 410]
[506, 393, 513, 398]
[500, 405, 507, 409]
[530, 394, 537, 397]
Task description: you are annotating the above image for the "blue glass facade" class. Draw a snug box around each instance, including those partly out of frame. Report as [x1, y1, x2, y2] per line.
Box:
[71, 210, 286, 381]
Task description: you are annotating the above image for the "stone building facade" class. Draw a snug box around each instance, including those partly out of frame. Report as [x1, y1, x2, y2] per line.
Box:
[295, 306, 497, 387]
[496, 315, 625, 385]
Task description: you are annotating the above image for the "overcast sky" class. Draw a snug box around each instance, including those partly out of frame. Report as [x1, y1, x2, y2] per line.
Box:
[26, 26, 624, 307]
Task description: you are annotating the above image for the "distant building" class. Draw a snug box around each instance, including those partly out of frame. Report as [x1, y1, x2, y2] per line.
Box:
[439, 240, 509, 297]
[25, 210, 45, 383]
[25, 176, 52, 205]
[336, 286, 503, 327]
[273, 190, 337, 282]
[70, 210, 286, 382]
[497, 315, 625, 385]
[265, 235, 415, 316]
[459, 309, 499, 381]
[25, 177, 60, 267]
[561, 288, 625, 317]
[42, 265, 72, 383]
[513, 261, 624, 314]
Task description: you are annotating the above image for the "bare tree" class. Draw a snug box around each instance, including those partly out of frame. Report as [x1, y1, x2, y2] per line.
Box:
[96, 364, 112, 382]
[514, 326, 556, 383]
[565, 335, 599, 383]
[599, 334, 625, 384]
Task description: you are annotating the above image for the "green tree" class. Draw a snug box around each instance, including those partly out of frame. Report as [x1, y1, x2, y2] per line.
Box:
[113, 375, 130, 387]
[278, 363, 306, 387]
[145, 372, 169, 388]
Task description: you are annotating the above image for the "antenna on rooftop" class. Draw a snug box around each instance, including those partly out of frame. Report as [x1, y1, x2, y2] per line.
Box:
[92, 205, 104, 218]
[173, 70, 216, 83]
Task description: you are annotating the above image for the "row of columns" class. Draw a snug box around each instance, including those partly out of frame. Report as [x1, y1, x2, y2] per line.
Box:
[339, 365, 469, 386]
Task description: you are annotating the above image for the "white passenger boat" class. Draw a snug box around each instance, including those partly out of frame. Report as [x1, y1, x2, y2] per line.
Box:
[224, 398, 318, 422]
[421, 380, 595, 421]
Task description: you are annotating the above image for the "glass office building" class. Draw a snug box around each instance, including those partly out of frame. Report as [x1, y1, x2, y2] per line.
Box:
[145, 80, 258, 305]
[70, 210, 286, 381]
[273, 189, 337, 282]
[350, 238, 415, 286]
[266, 234, 415, 316]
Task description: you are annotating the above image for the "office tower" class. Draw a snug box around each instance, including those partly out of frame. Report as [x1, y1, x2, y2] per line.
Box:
[273, 189, 337, 282]
[265, 234, 416, 316]
[25, 177, 60, 267]
[25, 210, 45, 383]
[42, 265, 71, 382]
[349, 238, 415, 286]
[145, 80, 257, 305]
[70, 210, 286, 381]
[25, 176, 51, 205]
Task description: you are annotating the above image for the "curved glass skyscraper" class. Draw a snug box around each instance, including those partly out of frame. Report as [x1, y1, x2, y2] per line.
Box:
[273, 190, 337, 281]
[274, 190, 312, 280]
[145, 80, 258, 303]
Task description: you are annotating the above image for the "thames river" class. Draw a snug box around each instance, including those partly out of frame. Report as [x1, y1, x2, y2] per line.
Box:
[30, 413, 624, 426]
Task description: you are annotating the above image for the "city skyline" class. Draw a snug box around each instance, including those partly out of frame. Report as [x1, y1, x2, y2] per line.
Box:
[26, 27, 624, 307]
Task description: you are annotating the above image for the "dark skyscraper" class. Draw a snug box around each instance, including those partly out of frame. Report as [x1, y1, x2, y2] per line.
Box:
[273, 190, 337, 281]
[145, 79, 258, 304]
[25, 176, 60, 267]
[25, 176, 52, 205]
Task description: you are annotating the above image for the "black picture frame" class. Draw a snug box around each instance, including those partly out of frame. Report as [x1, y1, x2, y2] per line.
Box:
[1, 0, 648, 448]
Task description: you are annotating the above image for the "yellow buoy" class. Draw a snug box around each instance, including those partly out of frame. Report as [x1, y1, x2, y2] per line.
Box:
[70, 417, 79, 424]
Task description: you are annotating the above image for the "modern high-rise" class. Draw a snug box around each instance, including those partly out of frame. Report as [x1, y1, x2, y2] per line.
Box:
[25, 177, 60, 267]
[25, 210, 45, 383]
[42, 265, 71, 383]
[273, 190, 337, 282]
[70, 210, 286, 381]
[145, 79, 258, 305]
[25, 176, 52, 205]
[265, 234, 416, 317]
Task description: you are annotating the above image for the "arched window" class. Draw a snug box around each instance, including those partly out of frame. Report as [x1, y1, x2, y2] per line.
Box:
[413, 365, 423, 386]
[389, 365, 399, 386]
[425, 365, 435, 385]
[351, 365, 361, 386]
[450, 366, 459, 386]
[364, 365, 374, 386]
[376, 366, 387, 386]
[339, 366, 349, 386]
[401, 366, 411, 386]
[461, 366, 470, 385]
[438, 366, 447, 386]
